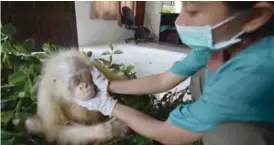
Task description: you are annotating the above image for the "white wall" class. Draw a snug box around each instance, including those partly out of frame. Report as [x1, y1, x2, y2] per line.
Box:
[74, 1, 133, 47]
[75, 1, 181, 46]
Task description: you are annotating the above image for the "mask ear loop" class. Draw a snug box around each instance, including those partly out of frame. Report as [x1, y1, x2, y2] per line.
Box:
[212, 12, 242, 29]
[231, 30, 245, 40]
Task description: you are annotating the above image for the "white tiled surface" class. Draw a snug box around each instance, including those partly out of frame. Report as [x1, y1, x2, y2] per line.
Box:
[80, 43, 192, 100]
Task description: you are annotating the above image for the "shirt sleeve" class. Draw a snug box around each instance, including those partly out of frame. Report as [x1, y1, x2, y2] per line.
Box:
[169, 49, 211, 76]
[167, 58, 274, 133]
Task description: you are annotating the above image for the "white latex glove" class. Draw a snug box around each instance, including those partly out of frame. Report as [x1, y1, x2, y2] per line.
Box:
[75, 66, 118, 117]
[90, 65, 109, 91]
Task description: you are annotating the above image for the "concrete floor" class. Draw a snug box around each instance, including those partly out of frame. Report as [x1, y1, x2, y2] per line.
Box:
[80, 42, 192, 101]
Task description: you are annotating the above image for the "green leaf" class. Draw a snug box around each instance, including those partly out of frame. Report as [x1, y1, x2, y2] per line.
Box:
[1, 111, 15, 124]
[114, 50, 123, 54]
[8, 71, 28, 85]
[33, 53, 49, 60]
[13, 65, 24, 73]
[1, 130, 23, 145]
[109, 43, 114, 51]
[126, 65, 135, 72]
[23, 38, 35, 53]
[2, 53, 8, 64]
[1, 41, 11, 53]
[101, 51, 111, 56]
[42, 43, 53, 55]
[24, 55, 41, 64]
[21, 67, 31, 76]
[99, 58, 111, 67]
[24, 79, 32, 98]
[30, 64, 42, 74]
[10, 47, 20, 55]
[51, 44, 61, 52]
[1, 24, 16, 35]
[0, 96, 17, 103]
[13, 44, 29, 54]
[2, 53, 12, 68]
[18, 92, 25, 98]
[193, 140, 204, 145]
[15, 100, 22, 116]
[120, 64, 126, 69]
[30, 78, 39, 101]
[110, 64, 122, 70]
[87, 51, 93, 57]
[27, 65, 34, 75]
[16, 112, 33, 119]
[133, 134, 153, 145]
[1, 34, 9, 42]
[111, 69, 120, 74]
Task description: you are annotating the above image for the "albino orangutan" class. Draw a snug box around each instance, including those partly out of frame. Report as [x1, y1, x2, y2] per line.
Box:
[25, 49, 129, 145]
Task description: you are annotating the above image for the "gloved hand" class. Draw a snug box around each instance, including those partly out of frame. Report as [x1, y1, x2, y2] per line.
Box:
[90, 65, 109, 91]
[75, 92, 117, 117]
[75, 66, 118, 117]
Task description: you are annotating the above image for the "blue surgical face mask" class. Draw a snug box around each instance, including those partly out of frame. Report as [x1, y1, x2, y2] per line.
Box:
[175, 13, 245, 51]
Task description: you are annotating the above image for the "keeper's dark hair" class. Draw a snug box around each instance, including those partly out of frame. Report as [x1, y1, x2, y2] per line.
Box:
[225, 1, 274, 36]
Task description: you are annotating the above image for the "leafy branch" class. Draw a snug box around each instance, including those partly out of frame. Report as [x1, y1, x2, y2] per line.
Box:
[1, 24, 61, 145]
[97, 43, 136, 79]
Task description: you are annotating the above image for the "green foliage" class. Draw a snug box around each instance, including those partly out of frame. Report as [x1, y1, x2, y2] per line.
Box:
[1, 130, 47, 145]
[42, 43, 62, 55]
[86, 51, 93, 57]
[1, 24, 16, 42]
[1, 24, 60, 145]
[1, 24, 203, 145]
[96, 43, 136, 79]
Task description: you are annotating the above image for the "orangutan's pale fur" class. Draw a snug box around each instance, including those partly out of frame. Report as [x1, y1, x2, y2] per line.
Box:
[25, 49, 129, 145]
